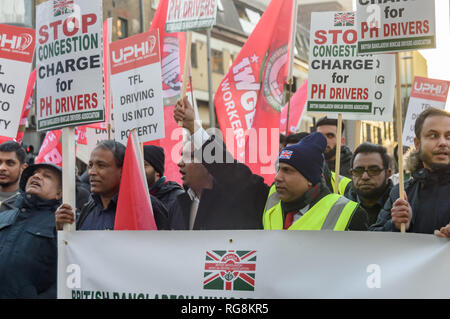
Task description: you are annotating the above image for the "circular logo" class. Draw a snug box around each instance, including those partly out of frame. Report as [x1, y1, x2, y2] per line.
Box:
[263, 45, 288, 112]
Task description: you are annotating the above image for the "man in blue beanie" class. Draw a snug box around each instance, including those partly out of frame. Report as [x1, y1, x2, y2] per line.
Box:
[174, 97, 368, 231]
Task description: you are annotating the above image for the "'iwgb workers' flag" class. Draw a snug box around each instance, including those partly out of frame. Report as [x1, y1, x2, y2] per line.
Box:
[214, 0, 295, 184]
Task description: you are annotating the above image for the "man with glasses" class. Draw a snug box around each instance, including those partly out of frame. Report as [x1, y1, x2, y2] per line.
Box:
[345, 143, 393, 227]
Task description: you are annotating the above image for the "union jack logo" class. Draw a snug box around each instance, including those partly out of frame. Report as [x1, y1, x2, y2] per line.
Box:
[334, 12, 354, 26]
[53, 0, 74, 17]
[203, 250, 257, 291]
[279, 150, 293, 159]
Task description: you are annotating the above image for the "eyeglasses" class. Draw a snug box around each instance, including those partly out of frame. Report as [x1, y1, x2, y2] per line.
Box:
[350, 166, 384, 177]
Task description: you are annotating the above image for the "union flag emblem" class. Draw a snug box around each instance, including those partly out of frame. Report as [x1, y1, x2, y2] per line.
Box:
[53, 0, 74, 17]
[334, 12, 354, 26]
[279, 149, 293, 159]
[203, 250, 257, 291]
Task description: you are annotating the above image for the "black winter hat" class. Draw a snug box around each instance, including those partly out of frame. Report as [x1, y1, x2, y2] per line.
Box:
[143, 145, 165, 176]
[278, 132, 327, 185]
[20, 162, 62, 191]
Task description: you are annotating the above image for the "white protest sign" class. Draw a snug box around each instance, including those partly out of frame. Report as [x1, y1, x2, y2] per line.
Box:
[36, 0, 104, 131]
[166, 0, 218, 32]
[0, 24, 35, 137]
[110, 30, 165, 145]
[307, 11, 395, 121]
[402, 76, 450, 147]
[58, 230, 450, 299]
[357, 0, 436, 54]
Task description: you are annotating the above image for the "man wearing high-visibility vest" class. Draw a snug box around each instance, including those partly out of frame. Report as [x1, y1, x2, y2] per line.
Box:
[174, 97, 368, 231]
[264, 132, 368, 230]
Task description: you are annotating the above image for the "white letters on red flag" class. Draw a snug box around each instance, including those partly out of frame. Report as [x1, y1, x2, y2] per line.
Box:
[16, 69, 37, 143]
[114, 130, 157, 230]
[280, 80, 308, 135]
[35, 130, 63, 166]
[214, 0, 294, 184]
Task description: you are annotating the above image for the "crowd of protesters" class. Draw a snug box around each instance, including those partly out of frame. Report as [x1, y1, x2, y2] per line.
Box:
[0, 100, 448, 298]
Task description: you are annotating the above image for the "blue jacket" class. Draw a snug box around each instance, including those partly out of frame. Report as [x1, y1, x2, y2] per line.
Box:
[0, 192, 60, 298]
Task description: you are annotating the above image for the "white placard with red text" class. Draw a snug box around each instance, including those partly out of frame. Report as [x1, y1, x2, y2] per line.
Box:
[0, 24, 35, 137]
[307, 11, 395, 121]
[110, 30, 165, 145]
[166, 0, 218, 32]
[36, 0, 104, 131]
[402, 76, 450, 147]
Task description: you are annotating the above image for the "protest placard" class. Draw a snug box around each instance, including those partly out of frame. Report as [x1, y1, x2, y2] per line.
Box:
[0, 24, 35, 138]
[36, 0, 104, 131]
[165, 0, 218, 33]
[402, 76, 450, 147]
[306, 11, 395, 121]
[357, 0, 436, 54]
[110, 30, 165, 145]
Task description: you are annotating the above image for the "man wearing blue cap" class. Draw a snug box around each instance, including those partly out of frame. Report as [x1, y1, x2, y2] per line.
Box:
[174, 97, 368, 231]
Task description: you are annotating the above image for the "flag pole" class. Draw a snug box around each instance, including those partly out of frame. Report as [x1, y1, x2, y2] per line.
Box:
[395, 52, 405, 233]
[62, 127, 76, 232]
[284, 0, 298, 135]
[334, 113, 342, 194]
[178, 31, 192, 127]
[354, 120, 361, 149]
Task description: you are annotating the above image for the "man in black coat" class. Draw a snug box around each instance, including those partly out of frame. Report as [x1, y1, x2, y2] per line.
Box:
[143, 145, 184, 212]
[370, 108, 450, 236]
[0, 163, 62, 298]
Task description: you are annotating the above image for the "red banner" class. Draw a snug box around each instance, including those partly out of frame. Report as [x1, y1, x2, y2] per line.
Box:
[214, 0, 294, 184]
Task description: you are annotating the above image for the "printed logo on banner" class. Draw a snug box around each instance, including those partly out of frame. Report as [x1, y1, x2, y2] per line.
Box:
[203, 250, 257, 291]
[111, 35, 157, 65]
[413, 81, 449, 99]
[263, 45, 288, 112]
[0, 31, 33, 52]
[161, 36, 182, 106]
[334, 12, 354, 26]
[53, 0, 74, 17]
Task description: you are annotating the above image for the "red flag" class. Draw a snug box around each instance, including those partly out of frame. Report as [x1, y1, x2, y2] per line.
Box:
[145, 0, 187, 185]
[214, 0, 294, 184]
[280, 80, 308, 135]
[35, 130, 63, 166]
[15, 69, 37, 143]
[114, 130, 157, 230]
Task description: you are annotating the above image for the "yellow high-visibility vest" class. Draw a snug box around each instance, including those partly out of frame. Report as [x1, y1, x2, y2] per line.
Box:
[330, 171, 352, 195]
[263, 185, 358, 230]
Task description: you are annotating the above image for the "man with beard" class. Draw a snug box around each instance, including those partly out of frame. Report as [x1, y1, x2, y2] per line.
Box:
[0, 141, 28, 212]
[315, 116, 353, 178]
[143, 145, 184, 212]
[371, 108, 450, 236]
[345, 143, 393, 227]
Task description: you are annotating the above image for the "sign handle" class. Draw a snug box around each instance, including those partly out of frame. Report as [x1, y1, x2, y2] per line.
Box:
[178, 31, 192, 127]
[395, 53, 405, 233]
[354, 120, 361, 150]
[334, 113, 342, 194]
[62, 127, 76, 232]
[285, 78, 293, 135]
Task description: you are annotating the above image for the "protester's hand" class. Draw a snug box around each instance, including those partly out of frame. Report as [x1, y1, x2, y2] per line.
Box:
[55, 203, 75, 230]
[174, 96, 195, 134]
[434, 223, 450, 238]
[391, 192, 412, 231]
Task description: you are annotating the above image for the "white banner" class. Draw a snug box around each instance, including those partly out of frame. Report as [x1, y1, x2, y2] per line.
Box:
[356, 0, 436, 54]
[58, 230, 450, 299]
[307, 11, 395, 121]
[166, 0, 218, 33]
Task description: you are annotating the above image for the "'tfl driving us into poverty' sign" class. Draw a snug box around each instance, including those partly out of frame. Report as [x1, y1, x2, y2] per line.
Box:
[36, 0, 104, 131]
[166, 0, 218, 32]
[357, 0, 435, 54]
[0, 24, 35, 137]
[110, 30, 165, 145]
[307, 11, 395, 121]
